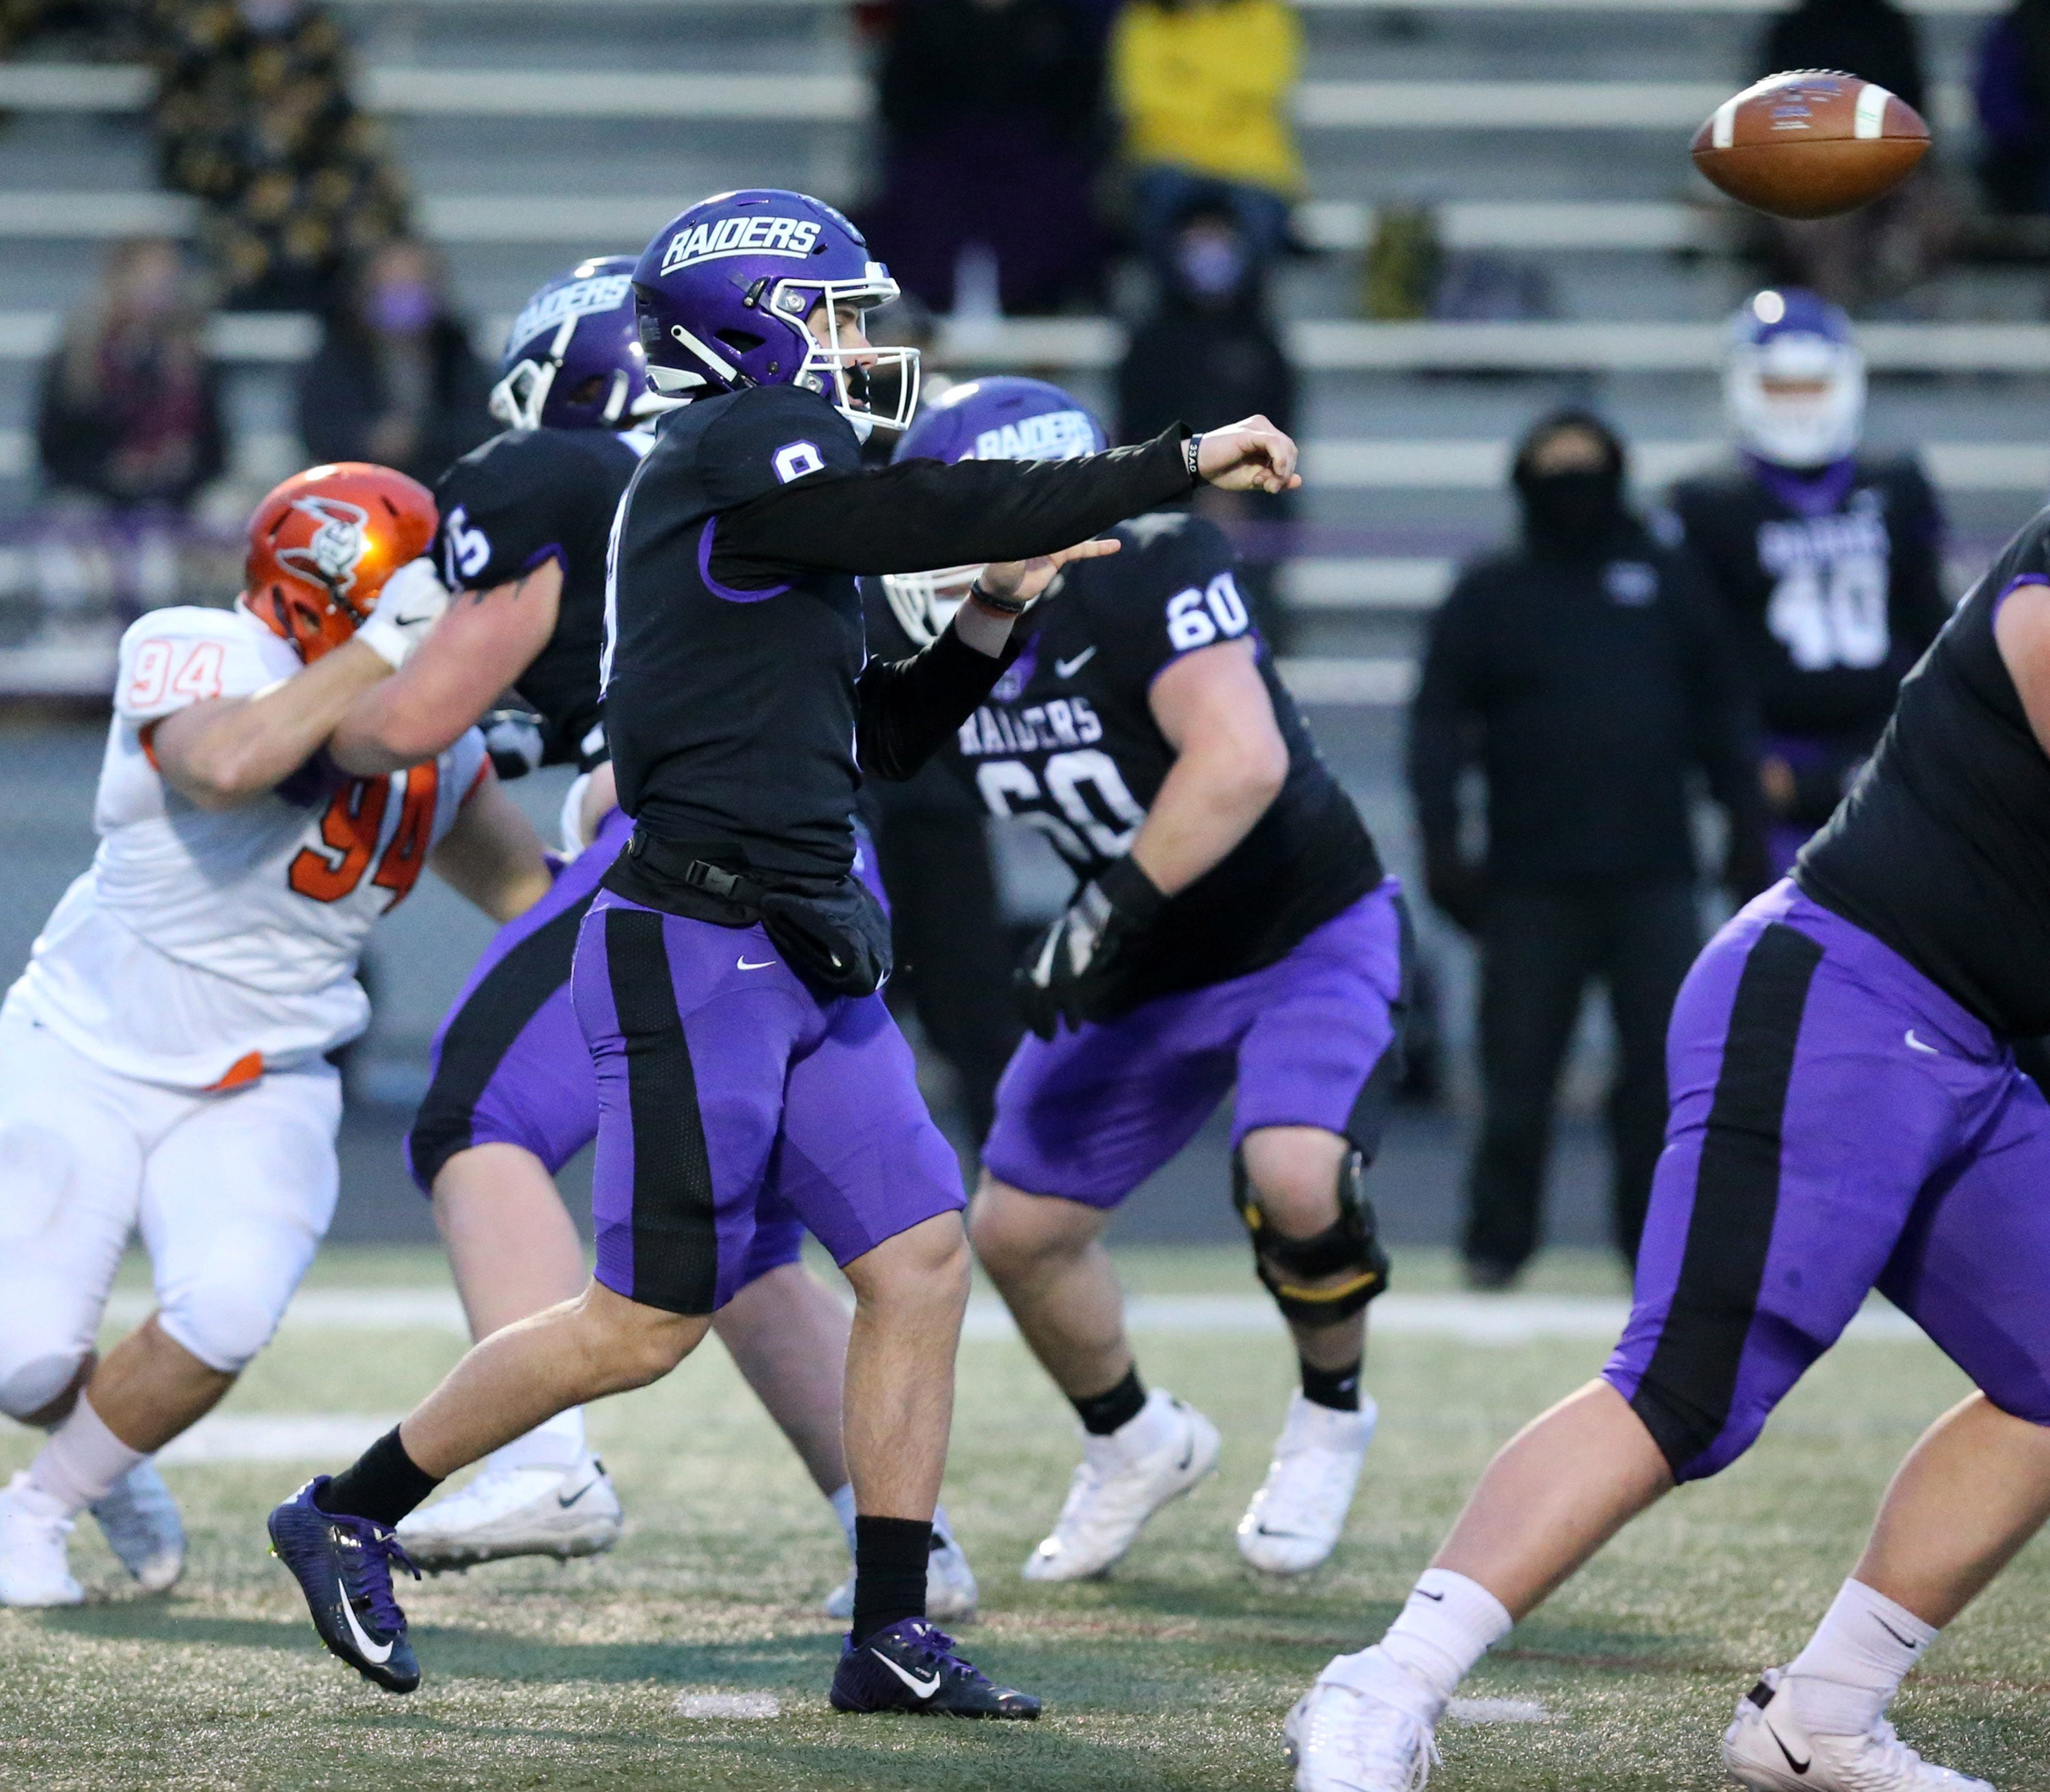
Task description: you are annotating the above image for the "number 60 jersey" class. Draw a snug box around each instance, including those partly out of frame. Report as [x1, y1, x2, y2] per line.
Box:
[6, 605, 486, 1091]
[871, 511, 1384, 1014]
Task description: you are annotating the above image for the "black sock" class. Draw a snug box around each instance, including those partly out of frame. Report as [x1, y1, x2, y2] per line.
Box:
[1069, 1366, 1147, 1437]
[851, 1515, 932, 1644]
[1301, 1357, 1363, 1413]
[314, 1426, 442, 1530]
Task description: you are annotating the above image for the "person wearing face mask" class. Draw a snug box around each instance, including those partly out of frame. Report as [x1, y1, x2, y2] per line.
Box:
[1117, 199, 1297, 645]
[296, 238, 493, 486]
[1669, 290, 1950, 881]
[1408, 409, 1766, 1288]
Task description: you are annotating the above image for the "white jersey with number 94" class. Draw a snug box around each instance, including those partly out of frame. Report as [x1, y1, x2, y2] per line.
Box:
[5, 606, 486, 1091]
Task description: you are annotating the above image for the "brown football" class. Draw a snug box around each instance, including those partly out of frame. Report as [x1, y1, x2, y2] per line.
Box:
[1691, 70, 1929, 221]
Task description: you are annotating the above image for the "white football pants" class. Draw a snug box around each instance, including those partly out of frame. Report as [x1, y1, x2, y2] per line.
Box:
[0, 1012, 340, 1420]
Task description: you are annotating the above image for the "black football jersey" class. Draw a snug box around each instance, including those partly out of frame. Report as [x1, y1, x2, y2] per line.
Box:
[604, 385, 875, 880]
[1667, 455, 1948, 747]
[869, 511, 1384, 1006]
[433, 426, 648, 770]
[1799, 506, 2050, 1038]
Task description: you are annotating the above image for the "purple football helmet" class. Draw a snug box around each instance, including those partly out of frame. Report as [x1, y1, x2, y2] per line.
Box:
[491, 256, 672, 433]
[631, 189, 918, 440]
[883, 377, 1107, 644]
[1725, 287, 1864, 469]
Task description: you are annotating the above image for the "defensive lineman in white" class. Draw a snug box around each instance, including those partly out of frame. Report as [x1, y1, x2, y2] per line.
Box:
[0, 462, 552, 1605]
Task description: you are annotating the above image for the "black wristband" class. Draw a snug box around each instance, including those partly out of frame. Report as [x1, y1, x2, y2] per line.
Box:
[1096, 852, 1166, 925]
[966, 579, 1030, 616]
[1184, 433, 1203, 484]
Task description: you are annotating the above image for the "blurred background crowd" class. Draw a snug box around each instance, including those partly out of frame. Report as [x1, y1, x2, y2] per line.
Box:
[1, 0, 2047, 1273]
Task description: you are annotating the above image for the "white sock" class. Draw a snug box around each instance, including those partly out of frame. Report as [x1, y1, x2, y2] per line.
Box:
[28, 1394, 147, 1516]
[1332, 1569, 1514, 1722]
[828, 1483, 952, 1559]
[1784, 1578, 1938, 1737]
[484, 1407, 586, 1476]
[829, 1482, 858, 1555]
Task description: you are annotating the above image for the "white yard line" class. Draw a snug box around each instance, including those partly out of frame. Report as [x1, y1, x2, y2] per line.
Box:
[154, 1413, 402, 1465]
[102, 1286, 1922, 1345]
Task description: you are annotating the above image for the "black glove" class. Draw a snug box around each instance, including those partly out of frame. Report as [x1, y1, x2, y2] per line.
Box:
[1423, 842, 1487, 935]
[481, 707, 544, 782]
[1015, 855, 1166, 1039]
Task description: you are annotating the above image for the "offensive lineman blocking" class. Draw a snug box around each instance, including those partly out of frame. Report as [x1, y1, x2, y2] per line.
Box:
[1286, 506, 2050, 1790]
[873, 378, 1402, 1582]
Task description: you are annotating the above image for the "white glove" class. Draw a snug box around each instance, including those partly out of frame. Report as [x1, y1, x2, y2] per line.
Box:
[356, 557, 451, 670]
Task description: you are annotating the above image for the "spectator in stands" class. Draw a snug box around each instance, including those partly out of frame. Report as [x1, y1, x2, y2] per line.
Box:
[148, 0, 411, 311]
[296, 238, 493, 487]
[1116, 197, 1296, 643]
[1748, 0, 1945, 305]
[36, 238, 226, 519]
[1112, 0, 1304, 274]
[860, 0, 1110, 317]
[1976, 0, 2050, 213]
[1408, 411, 1765, 1289]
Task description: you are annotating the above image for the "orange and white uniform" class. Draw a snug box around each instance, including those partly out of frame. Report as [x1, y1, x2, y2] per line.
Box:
[0, 604, 485, 1415]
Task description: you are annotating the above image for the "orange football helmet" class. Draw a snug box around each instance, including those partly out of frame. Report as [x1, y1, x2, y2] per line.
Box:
[243, 463, 437, 661]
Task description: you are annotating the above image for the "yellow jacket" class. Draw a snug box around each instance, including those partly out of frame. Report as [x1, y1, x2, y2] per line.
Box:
[1112, 0, 1304, 197]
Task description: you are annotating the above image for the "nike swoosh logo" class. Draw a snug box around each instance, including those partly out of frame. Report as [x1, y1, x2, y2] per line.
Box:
[556, 1477, 600, 1510]
[1054, 647, 1097, 679]
[1766, 1718, 1811, 1775]
[1874, 1615, 1923, 1650]
[1176, 1438, 1195, 1472]
[870, 1651, 940, 1698]
[1904, 1030, 1940, 1056]
[737, 956, 776, 971]
[1417, 1588, 1445, 1602]
[336, 1575, 394, 1665]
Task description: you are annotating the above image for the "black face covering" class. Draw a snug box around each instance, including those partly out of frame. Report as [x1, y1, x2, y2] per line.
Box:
[1517, 467, 1624, 557]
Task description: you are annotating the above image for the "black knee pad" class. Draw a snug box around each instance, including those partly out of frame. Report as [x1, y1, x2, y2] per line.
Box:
[1232, 1146, 1390, 1329]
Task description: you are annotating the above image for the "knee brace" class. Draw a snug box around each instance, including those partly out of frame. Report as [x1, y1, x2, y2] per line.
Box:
[1233, 1146, 1389, 1329]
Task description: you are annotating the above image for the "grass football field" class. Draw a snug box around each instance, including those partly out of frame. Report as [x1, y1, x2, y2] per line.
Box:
[3, 1243, 2046, 1792]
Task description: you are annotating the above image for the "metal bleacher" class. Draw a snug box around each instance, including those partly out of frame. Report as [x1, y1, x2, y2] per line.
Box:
[0, 0, 2041, 689]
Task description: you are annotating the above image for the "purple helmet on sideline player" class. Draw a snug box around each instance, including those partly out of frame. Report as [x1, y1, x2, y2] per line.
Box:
[1725, 287, 1866, 470]
[631, 189, 918, 441]
[882, 376, 1108, 644]
[489, 256, 672, 434]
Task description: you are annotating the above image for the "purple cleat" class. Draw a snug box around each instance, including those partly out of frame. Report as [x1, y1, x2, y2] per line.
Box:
[267, 1476, 421, 1694]
[829, 1617, 1041, 1719]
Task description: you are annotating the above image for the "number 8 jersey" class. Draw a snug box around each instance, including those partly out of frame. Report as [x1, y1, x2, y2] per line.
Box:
[876, 510, 1384, 1012]
[7, 605, 487, 1090]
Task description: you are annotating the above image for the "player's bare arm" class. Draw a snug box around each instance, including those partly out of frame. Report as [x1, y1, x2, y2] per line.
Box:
[428, 771, 556, 923]
[150, 637, 394, 811]
[1992, 579, 2050, 755]
[1132, 637, 1290, 896]
[330, 559, 562, 775]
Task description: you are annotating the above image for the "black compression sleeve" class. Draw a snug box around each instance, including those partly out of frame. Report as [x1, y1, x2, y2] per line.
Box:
[857, 620, 1020, 782]
[710, 428, 1194, 588]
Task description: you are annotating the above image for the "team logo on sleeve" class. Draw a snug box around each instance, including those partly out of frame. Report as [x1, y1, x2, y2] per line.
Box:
[660, 215, 824, 273]
[277, 497, 370, 593]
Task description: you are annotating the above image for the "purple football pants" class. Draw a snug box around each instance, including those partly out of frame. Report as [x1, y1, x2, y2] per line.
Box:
[407, 808, 806, 1288]
[982, 879, 1409, 1205]
[571, 887, 964, 1315]
[1605, 879, 2050, 1481]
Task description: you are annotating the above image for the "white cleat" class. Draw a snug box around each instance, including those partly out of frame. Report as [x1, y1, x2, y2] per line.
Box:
[1723, 1668, 1995, 1791]
[823, 1526, 980, 1624]
[0, 1473, 83, 1608]
[1238, 1392, 1377, 1575]
[396, 1452, 623, 1572]
[1285, 1655, 1440, 1792]
[90, 1460, 184, 1594]
[1022, 1390, 1220, 1582]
